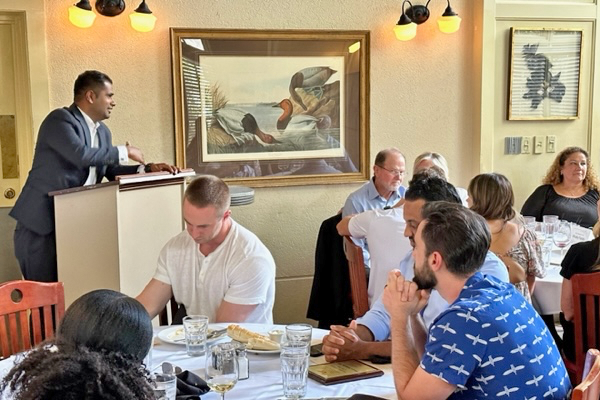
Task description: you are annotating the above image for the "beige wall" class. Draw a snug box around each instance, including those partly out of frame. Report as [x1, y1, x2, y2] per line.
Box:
[3, 0, 478, 323]
[480, 0, 600, 209]
[41, 0, 477, 324]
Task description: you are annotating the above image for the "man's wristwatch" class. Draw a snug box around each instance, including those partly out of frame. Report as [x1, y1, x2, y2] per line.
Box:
[144, 163, 153, 173]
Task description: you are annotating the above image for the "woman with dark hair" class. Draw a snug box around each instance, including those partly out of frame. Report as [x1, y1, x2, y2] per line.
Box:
[560, 199, 600, 362]
[521, 146, 600, 228]
[0, 289, 154, 400]
[469, 173, 545, 302]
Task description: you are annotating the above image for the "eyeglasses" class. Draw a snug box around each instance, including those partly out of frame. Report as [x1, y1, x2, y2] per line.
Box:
[377, 165, 406, 177]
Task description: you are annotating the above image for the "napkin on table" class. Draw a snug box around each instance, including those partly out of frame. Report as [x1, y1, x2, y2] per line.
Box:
[175, 370, 210, 399]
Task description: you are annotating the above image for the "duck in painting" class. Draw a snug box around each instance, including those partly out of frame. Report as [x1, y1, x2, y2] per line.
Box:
[275, 81, 340, 131]
[213, 108, 279, 145]
[288, 66, 337, 111]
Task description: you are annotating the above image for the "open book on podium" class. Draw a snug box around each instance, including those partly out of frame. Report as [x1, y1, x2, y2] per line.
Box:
[52, 168, 196, 309]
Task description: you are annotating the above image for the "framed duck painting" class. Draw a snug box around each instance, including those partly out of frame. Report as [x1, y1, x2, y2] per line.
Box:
[170, 29, 370, 187]
[507, 28, 582, 120]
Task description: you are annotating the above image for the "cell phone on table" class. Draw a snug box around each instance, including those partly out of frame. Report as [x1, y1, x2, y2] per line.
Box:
[310, 343, 323, 357]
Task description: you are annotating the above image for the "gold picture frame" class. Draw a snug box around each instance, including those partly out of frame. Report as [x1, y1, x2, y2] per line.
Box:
[170, 29, 370, 187]
[507, 27, 582, 120]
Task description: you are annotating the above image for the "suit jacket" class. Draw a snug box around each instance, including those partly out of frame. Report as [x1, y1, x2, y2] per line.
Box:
[10, 104, 138, 235]
[306, 213, 353, 329]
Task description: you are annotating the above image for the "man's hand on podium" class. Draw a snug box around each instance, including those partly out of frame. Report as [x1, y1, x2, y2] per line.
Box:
[145, 163, 180, 174]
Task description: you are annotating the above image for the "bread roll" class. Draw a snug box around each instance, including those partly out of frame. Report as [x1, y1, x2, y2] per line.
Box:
[227, 324, 280, 350]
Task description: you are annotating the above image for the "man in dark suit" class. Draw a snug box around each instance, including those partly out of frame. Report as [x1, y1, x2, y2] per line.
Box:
[10, 70, 178, 282]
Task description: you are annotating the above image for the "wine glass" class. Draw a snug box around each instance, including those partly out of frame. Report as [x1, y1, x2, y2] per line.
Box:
[205, 343, 239, 400]
[553, 220, 572, 258]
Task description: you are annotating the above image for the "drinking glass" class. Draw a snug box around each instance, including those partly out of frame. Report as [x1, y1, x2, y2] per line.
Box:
[522, 216, 536, 228]
[205, 343, 239, 400]
[183, 315, 209, 357]
[151, 372, 176, 400]
[285, 324, 312, 349]
[281, 341, 310, 399]
[532, 222, 546, 245]
[553, 220, 572, 258]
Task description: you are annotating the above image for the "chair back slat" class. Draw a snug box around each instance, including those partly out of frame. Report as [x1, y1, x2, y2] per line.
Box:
[572, 348, 600, 400]
[0, 280, 65, 358]
[158, 295, 178, 326]
[343, 236, 369, 319]
[18, 311, 32, 351]
[572, 272, 600, 383]
[30, 308, 42, 344]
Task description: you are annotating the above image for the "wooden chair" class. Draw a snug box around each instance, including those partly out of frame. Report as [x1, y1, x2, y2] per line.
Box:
[158, 295, 179, 326]
[572, 348, 600, 400]
[343, 236, 369, 319]
[0, 280, 65, 358]
[566, 271, 600, 383]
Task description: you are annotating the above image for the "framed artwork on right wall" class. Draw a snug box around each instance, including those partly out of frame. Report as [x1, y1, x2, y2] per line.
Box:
[508, 27, 583, 120]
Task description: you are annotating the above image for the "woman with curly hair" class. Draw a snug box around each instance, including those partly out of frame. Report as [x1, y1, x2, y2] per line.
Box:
[469, 173, 545, 303]
[0, 289, 154, 400]
[521, 146, 600, 228]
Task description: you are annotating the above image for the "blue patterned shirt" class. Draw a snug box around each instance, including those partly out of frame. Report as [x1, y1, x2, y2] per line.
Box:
[420, 273, 571, 399]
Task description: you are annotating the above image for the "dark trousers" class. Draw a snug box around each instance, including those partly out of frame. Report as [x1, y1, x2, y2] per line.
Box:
[14, 222, 58, 282]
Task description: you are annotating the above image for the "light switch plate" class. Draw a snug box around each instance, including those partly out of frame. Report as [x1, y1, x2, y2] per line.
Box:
[534, 136, 544, 154]
[547, 135, 556, 153]
[521, 136, 532, 154]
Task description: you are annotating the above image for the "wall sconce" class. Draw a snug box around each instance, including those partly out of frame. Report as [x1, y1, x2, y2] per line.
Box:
[394, 0, 461, 41]
[68, 0, 157, 32]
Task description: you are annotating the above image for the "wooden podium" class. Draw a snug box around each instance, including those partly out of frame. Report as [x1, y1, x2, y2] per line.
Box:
[50, 171, 195, 307]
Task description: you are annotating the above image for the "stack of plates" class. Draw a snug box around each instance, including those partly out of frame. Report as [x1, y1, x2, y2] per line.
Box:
[229, 185, 254, 206]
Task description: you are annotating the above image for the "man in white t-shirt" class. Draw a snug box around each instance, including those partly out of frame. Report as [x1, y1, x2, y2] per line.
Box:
[137, 175, 276, 323]
[337, 206, 411, 305]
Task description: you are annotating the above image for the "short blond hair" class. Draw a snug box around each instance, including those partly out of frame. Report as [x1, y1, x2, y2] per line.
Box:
[413, 152, 450, 181]
[184, 175, 230, 214]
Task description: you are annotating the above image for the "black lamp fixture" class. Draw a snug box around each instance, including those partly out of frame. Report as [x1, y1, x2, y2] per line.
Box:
[68, 0, 157, 32]
[394, 0, 461, 41]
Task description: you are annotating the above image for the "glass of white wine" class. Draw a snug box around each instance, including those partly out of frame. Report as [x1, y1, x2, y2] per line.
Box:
[205, 343, 239, 400]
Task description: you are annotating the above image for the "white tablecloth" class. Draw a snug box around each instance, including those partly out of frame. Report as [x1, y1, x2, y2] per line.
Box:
[152, 323, 397, 400]
[0, 323, 397, 399]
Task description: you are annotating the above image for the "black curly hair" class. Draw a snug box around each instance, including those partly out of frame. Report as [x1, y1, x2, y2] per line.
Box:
[0, 344, 154, 399]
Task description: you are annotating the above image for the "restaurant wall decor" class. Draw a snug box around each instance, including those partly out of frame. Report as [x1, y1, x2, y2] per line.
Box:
[507, 27, 582, 121]
[170, 29, 370, 187]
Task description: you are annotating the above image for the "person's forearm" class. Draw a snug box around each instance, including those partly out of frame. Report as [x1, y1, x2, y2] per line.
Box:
[391, 313, 420, 395]
[355, 324, 375, 341]
[410, 314, 427, 360]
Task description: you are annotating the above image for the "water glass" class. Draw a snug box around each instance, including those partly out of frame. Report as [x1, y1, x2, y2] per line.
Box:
[553, 220, 572, 258]
[183, 315, 209, 357]
[533, 222, 546, 245]
[285, 324, 312, 348]
[206, 343, 239, 400]
[152, 372, 177, 400]
[522, 216, 536, 228]
[541, 241, 553, 268]
[281, 341, 310, 399]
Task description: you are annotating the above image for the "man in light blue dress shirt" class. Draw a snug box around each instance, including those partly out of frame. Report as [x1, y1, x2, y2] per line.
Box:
[342, 148, 407, 266]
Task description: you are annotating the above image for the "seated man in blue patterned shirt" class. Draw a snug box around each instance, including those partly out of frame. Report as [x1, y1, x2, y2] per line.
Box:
[383, 201, 571, 399]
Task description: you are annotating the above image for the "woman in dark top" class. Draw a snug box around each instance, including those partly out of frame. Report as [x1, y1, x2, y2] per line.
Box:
[521, 146, 600, 228]
[560, 236, 600, 362]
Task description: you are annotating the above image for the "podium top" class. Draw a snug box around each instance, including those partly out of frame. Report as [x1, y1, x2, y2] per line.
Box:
[49, 169, 196, 197]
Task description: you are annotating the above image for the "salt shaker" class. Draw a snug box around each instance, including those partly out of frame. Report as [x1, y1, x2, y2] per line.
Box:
[236, 347, 249, 380]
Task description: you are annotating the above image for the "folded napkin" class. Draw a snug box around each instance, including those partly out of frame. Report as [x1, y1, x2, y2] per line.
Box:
[175, 370, 210, 399]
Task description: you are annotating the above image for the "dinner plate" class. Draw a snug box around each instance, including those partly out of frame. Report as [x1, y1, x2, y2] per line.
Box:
[158, 325, 226, 346]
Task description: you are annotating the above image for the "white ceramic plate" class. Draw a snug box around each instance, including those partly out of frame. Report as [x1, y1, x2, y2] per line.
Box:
[158, 325, 226, 346]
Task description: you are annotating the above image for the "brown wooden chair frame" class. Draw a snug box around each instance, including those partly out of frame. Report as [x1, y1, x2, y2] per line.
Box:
[158, 295, 178, 326]
[342, 236, 369, 319]
[0, 280, 65, 358]
[572, 348, 600, 400]
[567, 271, 600, 384]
